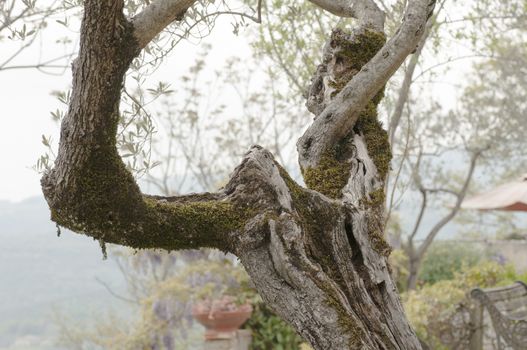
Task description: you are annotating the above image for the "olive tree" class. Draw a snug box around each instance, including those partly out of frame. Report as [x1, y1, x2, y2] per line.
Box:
[41, 0, 435, 348]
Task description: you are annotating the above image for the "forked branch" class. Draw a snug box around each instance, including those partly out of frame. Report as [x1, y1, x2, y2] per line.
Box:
[298, 0, 436, 169]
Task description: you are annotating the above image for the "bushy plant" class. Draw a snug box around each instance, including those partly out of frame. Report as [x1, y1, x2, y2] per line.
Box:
[243, 300, 304, 350]
[418, 241, 483, 285]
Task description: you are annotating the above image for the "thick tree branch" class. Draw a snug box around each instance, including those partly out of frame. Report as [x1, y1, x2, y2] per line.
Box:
[307, 0, 385, 30]
[298, 0, 435, 170]
[132, 0, 265, 49]
[132, 0, 198, 49]
[40, 1, 276, 253]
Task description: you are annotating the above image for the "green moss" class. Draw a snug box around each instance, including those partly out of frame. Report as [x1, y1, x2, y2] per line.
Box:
[331, 28, 387, 70]
[366, 215, 392, 257]
[359, 187, 391, 257]
[327, 29, 386, 96]
[278, 165, 308, 204]
[50, 146, 253, 252]
[353, 100, 391, 256]
[143, 198, 251, 251]
[51, 147, 144, 234]
[354, 101, 392, 182]
[279, 166, 346, 285]
[303, 29, 391, 199]
[303, 153, 351, 199]
[326, 295, 364, 348]
[360, 188, 385, 208]
[333, 28, 391, 183]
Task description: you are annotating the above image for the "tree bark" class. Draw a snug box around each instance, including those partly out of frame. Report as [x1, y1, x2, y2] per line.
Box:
[407, 255, 421, 291]
[41, 0, 436, 348]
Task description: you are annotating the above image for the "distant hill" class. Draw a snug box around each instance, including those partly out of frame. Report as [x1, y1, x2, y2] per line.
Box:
[0, 196, 129, 349]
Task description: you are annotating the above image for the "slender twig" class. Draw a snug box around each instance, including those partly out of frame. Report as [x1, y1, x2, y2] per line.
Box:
[94, 277, 138, 304]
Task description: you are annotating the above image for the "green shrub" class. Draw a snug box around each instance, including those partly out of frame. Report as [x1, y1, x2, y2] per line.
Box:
[243, 300, 304, 350]
[418, 241, 483, 285]
[388, 249, 409, 291]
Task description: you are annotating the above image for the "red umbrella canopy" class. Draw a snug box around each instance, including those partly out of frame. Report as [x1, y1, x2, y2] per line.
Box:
[462, 173, 527, 212]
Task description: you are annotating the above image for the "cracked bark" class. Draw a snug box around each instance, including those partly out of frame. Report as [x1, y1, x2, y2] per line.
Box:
[41, 0, 435, 348]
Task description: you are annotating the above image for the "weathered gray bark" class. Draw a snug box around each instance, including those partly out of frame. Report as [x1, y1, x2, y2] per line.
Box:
[41, 0, 435, 348]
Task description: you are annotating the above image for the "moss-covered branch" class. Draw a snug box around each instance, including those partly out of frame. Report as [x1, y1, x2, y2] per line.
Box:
[302, 28, 390, 199]
[41, 1, 258, 253]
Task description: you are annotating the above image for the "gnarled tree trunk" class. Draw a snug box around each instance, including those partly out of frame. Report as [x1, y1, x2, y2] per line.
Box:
[41, 0, 435, 348]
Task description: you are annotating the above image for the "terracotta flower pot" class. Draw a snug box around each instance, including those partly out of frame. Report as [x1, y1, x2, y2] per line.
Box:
[192, 296, 253, 340]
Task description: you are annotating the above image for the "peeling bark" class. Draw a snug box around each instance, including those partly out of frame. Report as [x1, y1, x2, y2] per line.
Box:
[41, 0, 436, 348]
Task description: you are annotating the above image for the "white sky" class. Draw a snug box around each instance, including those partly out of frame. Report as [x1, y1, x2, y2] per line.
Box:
[0, 64, 69, 201]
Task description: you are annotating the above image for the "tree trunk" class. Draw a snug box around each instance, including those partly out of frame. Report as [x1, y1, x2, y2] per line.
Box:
[404, 149, 481, 291]
[41, 0, 436, 349]
[407, 256, 421, 290]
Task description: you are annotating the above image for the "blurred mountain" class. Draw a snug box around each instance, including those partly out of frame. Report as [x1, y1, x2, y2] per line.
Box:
[0, 196, 129, 349]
